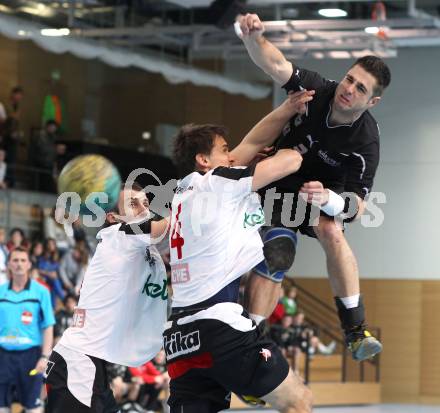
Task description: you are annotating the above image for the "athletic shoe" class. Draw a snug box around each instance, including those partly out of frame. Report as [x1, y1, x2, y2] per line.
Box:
[346, 328, 383, 361]
[236, 393, 266, 407]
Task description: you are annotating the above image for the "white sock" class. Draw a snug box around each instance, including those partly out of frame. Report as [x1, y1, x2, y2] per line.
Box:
[339, 294, 360, 309]
[249, 313, 265, 325]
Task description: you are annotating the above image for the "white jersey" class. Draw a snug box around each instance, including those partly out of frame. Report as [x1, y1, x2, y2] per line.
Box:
[57, 221, 168, 367]
[170, 166, 264, 307]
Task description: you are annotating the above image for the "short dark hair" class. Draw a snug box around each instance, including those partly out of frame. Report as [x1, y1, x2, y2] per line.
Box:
[8, 246, 30, 262]
[9, 227, 25, 238]
[352, 55, 391, 97]
[173, 124, 228, 178]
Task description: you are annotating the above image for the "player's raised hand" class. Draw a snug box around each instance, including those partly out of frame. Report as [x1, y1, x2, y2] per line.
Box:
[235, 13, 265, 38]
[300, 181, 329, 206]
[284, 90, 315, 115]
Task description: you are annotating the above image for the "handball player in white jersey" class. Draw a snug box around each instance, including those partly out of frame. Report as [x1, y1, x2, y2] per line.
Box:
[164, 92, 314, 413]
[45, 182, 169, 413]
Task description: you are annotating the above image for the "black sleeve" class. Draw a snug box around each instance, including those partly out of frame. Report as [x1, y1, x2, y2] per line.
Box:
[282, 67, 336, 93]
[119, 219, 152, 235]
[344, 142, 380, 199]
[212, 165, 256, 180]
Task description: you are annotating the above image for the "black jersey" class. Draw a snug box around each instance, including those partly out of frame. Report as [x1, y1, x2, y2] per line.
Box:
[271, 67, 380, 200]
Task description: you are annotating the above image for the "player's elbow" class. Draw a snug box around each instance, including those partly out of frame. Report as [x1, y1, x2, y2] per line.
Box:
[292, 150, 303, 172]
[282, 150, 303, 174]
[271, 149, 302, 179]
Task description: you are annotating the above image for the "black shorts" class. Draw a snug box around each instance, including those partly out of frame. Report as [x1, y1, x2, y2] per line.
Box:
[263, 192, 347, 239]
[45, 346, 118, 413]
[164, 303, 289, 412]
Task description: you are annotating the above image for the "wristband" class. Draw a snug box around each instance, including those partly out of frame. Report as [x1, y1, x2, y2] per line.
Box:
[320, 189, 345, 216]
[233, 21, 243, 39]
[40, 355, 49, 361]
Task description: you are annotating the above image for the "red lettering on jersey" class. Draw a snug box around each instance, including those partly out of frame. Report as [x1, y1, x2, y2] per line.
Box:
[171, 203, 185, 259]
[73, 308, 86, 328]
[171, 263, 190, 284]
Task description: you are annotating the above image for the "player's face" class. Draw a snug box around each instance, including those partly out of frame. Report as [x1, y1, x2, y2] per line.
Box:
[117, 189, 150, 223]
[8, 251, 31, 277]
[206, 136, 231, 169]
[334, 65, 381, 114]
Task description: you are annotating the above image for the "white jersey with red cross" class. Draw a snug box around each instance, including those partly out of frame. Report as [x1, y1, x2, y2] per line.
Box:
[169, 166, 265, 308]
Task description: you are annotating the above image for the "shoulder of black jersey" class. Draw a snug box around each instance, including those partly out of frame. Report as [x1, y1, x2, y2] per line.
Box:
[119, 219, 152, 235]
[212, 165, 255, 180]
[359, 111, 380, 143]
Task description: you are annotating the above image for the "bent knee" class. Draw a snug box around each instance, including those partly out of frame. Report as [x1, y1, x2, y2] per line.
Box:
[314, 218, 344, 243]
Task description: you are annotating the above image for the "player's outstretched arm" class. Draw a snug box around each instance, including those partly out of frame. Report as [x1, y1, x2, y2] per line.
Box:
[231, 90, 314, 166]
[251, 149, 302, 191]
[236, 13, 294, 85]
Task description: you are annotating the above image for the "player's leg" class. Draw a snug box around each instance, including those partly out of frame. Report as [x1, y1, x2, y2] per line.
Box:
[17, 348, 45, 413]
[164, 318, 231, 413]
[213, 324, 312, 413]
[46, 348, 119, 413]
[0, 349, 13, 413]
[313, 216, 382, 360]
[262, 369, 313, 413]
[245, 227, 297, 323]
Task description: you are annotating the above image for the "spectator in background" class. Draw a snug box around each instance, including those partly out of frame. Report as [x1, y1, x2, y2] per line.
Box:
[6, 227, 30, 252]
[268, 285, 286, 325]
[291, 311, 336, 357]
[281, 286, 298, 316]
[29, 240, 50, 290]
[37, 237, 65, 307]
[0, 149, 7, 189]
[59, 242, 89, 295]
[0, 247, 55, 413]
[0, 97, 6, 144]
[29, 120, 58, 193]
[129, 352, 169, 412]
[43, 207, 75, 254]
[3, 86, 24, 187]
[0, 228, 8, 285]
[54, 294, 77, 344]
[30, 241, 44, 268]
[107, 364, 141, 405]
[270, 314, 297, 358]
[52, 142, 69, 181]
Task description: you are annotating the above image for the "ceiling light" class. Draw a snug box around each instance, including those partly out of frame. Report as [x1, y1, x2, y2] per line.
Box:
[318, 9, 347, 18]
[0, 4, 12, 13]
[40, 28, 70, 37]
[19, 5, 55, 18]
[365, 27, 380, 34]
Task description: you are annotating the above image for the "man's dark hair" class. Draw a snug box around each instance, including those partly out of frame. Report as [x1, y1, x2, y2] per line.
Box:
[352, 55, 391, 97]
[173, 124, 228, 178]
[7, 246, 30, 262]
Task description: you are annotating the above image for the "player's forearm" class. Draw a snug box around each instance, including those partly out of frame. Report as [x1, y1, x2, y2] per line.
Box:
[42, 326, 54, 356]
[242, 35, 293, 85]
[243, 104, 293, 148]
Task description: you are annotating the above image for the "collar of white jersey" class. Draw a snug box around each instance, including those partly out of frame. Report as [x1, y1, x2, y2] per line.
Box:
[96, 216, 151, 240]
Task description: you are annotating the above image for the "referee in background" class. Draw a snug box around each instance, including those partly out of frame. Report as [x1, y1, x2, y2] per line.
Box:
[0, 247, 55, 413]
